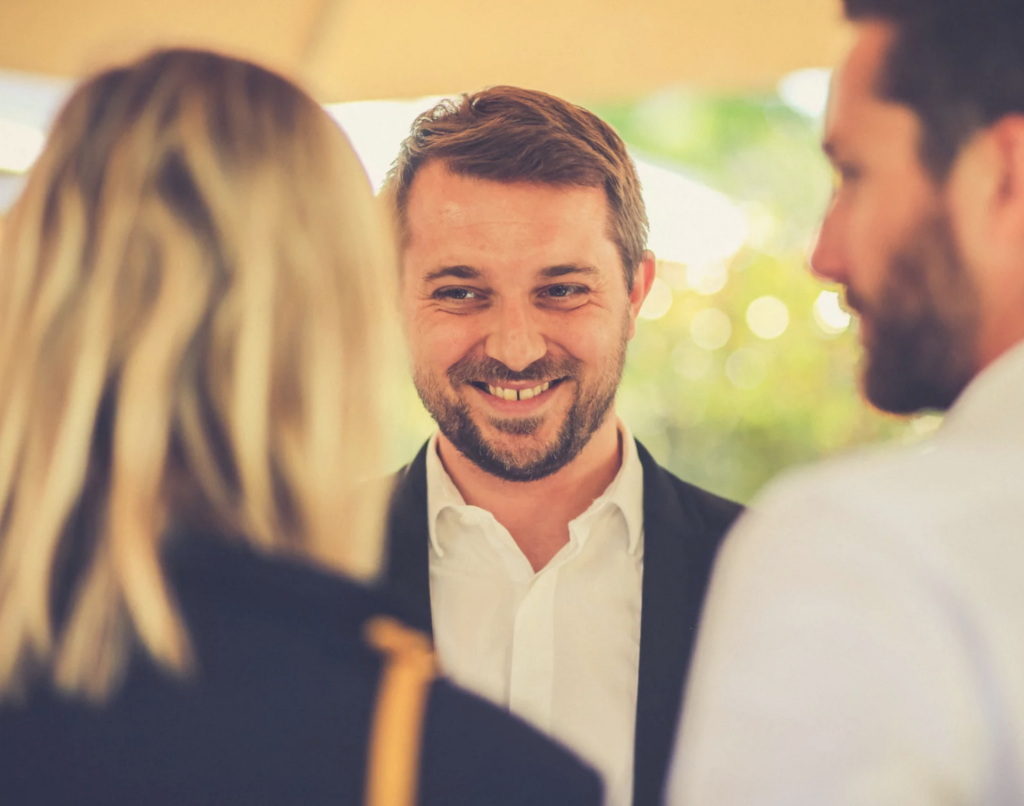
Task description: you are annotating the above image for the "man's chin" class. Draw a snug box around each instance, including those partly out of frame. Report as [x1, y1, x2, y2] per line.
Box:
[446, 418, 578, 483]
[472, 419, 562, 460]
[486, 414, 545, 437]
[482, 433, 555, 461]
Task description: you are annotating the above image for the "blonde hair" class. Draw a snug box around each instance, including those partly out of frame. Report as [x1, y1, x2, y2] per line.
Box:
[0, 49, 396, 701]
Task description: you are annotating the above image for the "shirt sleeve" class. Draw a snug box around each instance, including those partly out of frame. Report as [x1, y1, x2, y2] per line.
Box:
[664, 475, 987, 806]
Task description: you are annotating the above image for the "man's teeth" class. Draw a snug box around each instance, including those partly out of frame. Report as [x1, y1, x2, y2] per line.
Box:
[485, 381, 551, 401]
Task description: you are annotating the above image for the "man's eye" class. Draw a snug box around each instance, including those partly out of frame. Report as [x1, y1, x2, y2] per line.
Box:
[434, 287, 482, 301]
[544, 284, 587, 299]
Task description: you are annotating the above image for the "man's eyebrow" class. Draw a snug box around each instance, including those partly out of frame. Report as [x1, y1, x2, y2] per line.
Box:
[539, 264, 600, 279]
[423, 265, 482, 283]
[822, 139, 839, 161]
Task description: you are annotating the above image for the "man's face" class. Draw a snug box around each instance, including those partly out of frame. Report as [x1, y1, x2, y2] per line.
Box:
[812, 22, 981, 413]
[401, 161, 649, 481]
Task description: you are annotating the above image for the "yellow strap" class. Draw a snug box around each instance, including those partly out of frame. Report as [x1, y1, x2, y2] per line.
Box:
[364, 616, 437, 806]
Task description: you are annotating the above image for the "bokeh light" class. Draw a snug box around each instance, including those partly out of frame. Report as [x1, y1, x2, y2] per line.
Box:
[687, 262, 729, 295]
[658, 260, 690, 291]
[746, 295, 790, 340]
[813, 290, 852, 335]
[725, 348, 767, 389]
[672, 342, 713, 381]
[639, 276, 674, 320]
[690, 308, 732, 351]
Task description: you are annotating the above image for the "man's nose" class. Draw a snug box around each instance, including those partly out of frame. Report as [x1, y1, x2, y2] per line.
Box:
[484, 300, 547, 372]
[809, 199, 849, 285]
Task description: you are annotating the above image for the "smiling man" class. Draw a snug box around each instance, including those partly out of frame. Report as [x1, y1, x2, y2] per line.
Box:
[667, 1, 1024, 803]
[381, 87, 742, 806]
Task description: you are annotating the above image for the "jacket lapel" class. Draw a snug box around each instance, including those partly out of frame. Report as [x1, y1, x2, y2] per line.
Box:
[383, 442, 434, 636]
[385, 438, 726, 806]
[632, 440, 720, 806]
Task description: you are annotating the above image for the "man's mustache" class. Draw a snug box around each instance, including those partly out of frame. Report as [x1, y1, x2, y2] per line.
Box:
[843, 286, 867, 316]
[448, 355, 582, 385]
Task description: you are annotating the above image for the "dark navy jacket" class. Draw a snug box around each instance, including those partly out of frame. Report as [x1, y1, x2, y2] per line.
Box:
[0, 534, 602, 805]
[384, 439, 743, 806]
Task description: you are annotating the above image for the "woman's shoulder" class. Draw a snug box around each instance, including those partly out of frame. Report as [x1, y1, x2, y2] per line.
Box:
[1, 535, 393, 797]
[421, 680, 603, 806]
[166, 532, 407, 652]
[1, 534, 601, 805]
[171, 536, 602, 805]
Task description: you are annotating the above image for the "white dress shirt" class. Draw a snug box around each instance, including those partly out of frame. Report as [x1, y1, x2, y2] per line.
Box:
[426, 422, 645, 806]
[668, 339, 1024, 806]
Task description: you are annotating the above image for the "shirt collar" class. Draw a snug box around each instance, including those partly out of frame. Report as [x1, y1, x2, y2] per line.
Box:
[585, 421, 645, 555]
[943, 337, 1024, 443]
[424, 420, 645, 558]
[425, 431, 467, 558]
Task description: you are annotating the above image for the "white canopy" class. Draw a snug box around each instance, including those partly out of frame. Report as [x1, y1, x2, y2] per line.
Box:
[0, 0, 849, 102]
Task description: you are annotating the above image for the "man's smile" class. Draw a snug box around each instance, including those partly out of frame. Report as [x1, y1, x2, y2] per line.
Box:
[463, 378, 572, 418]
[468, 378, 568, 401]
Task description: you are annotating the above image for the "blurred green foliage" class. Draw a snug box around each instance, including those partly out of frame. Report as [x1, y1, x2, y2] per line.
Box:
[387, 89, 929, 503]
[599, 90, 920, 502]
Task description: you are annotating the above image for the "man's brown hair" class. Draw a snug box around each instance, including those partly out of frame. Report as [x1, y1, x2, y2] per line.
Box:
[384, 86, 649, 289]
[843, 0, 1024, 181]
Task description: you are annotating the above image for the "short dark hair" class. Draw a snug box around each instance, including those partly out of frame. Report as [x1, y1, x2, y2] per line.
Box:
[844, 0, 1024, 180]
[384, 86, 648, 289]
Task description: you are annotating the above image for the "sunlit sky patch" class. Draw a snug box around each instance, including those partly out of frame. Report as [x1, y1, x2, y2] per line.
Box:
[777, 68, 831, 120]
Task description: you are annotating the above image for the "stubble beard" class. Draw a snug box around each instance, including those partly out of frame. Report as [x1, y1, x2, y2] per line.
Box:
[413, 330, 628, 483]
[852, 208, 981, 414]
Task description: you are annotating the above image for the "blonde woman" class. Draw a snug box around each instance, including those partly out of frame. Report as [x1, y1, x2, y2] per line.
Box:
[0, 50, 600, 806]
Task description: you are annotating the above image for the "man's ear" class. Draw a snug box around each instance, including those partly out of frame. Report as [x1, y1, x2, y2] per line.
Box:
[627, 250, 657, 339]
[949, 116, 1024, 366]
[989, 116, 1024, 238]
[952, 116, 1024, 288]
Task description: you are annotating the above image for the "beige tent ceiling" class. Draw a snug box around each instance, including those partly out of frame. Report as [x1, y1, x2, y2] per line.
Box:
[0, 0, 849, 102]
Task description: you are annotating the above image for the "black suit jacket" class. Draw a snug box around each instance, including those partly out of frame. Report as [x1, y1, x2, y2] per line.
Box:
[384, 439, 743, 806]
[0, 533, 602, 806]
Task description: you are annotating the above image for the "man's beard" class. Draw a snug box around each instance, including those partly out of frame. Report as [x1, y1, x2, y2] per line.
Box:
[413, 338, 627, 483]
[850, 208, 980, 414]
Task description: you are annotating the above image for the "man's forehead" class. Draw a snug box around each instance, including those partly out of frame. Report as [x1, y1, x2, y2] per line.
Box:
[401, 170, 623, 283]
[406, 161, 605, 217]
[403, 161, 615, 254]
